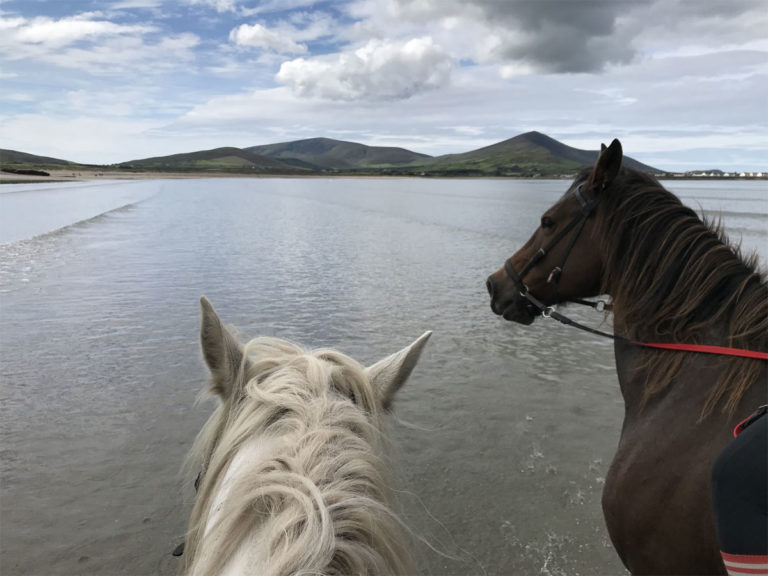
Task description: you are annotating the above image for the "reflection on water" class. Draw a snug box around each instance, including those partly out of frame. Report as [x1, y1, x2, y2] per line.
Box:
[1, 177, 765, 575]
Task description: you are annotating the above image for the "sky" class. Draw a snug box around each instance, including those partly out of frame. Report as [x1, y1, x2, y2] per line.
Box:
[0, 0, 766, 171]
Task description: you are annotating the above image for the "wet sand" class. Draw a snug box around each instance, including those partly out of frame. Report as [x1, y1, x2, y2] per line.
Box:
[0, 169, 260, 184]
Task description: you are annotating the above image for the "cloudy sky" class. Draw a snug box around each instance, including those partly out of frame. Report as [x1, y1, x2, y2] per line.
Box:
[1, 0, 766, 171]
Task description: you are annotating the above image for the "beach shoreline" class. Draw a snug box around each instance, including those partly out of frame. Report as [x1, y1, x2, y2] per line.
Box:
[0, 169, 281, 184]
[0, 170, 526, 183]
[2, 169, 763, 184]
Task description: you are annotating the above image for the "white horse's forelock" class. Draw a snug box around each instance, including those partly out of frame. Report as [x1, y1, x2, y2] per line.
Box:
[180, 336, 413, 576]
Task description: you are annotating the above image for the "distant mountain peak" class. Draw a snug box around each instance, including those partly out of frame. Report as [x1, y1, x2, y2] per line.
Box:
[2, 132, 661, 175]
[246, 137, 431, 170]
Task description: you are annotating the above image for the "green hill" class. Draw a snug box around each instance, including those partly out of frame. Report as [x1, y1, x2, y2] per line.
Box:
[243, 133, 662, 176]
[117, 147, 305, 172]
[246, 137, 432, 170]
[2, 132, 662, 177]
[0, 149, 80, 168]
[406, 131, 659, 176]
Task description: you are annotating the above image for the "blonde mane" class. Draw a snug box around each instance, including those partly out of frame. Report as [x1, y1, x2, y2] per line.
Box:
[180, 335, 415, 576]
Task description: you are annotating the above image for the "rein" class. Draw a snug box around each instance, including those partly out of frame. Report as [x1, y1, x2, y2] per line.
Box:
[521, 289, 768, 360]
[504, 182, 768, 361]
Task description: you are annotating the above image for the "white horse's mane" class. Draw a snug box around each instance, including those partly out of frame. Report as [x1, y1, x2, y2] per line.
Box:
[180, 333, 416, 576]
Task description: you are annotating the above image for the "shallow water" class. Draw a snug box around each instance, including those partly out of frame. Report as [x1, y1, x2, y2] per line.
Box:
[1, 177, 765, 575]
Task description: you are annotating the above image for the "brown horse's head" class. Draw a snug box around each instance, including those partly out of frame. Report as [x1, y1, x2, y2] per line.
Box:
[486, 139, 623, 324]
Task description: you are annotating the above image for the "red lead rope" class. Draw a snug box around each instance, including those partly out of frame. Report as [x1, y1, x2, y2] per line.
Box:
[632, 341, 768, 360]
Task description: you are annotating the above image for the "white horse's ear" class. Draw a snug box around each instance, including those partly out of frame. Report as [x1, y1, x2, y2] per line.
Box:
[366, 331, 432, 410]
[199, 296, 244, 399]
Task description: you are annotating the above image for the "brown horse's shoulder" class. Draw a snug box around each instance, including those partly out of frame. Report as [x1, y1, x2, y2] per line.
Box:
[603, 418, 727, 574]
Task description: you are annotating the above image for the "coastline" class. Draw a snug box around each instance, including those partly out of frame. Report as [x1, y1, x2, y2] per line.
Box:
[0, 169, 272, 184]
[0, 170, 551, 183]
[1, 169, 764, 184]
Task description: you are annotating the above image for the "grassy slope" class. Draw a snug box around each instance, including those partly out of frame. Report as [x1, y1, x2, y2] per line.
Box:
[400, 132, 659, 176]
[116, 147, 304, 172]
[246, 137, 432, 170]
[0, 149, 82, 168]
[2, 133, 661, 176]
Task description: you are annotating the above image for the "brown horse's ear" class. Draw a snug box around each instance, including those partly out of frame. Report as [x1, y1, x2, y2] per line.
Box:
[366, 331, 431, 410]
[199, 296, 244, 399]
[588, 138, 622, 192]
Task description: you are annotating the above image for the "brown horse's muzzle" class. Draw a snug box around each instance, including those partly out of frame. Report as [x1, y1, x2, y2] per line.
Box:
[486, 269, 540, 325]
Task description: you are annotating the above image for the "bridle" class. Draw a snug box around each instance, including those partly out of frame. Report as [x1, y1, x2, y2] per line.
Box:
[499, 182, 768, 361]
[504, 182, 604, 315]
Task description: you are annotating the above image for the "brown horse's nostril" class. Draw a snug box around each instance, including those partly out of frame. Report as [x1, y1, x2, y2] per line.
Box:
[486, 278, 495, 298]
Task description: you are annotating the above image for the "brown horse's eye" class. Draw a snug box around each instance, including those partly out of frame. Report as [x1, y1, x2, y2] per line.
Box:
[541, 216, 555, 229]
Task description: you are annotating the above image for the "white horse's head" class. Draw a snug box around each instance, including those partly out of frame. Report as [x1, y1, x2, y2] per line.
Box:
[179, 297, 431, 576]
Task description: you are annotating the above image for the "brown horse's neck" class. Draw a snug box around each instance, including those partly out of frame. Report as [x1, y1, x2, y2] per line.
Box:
[596, 177, 768, 417]
[598, 188, 765, 348]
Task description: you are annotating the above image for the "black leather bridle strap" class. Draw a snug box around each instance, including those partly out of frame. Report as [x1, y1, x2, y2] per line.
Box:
[546, 214, 588, 286]
[504, 257, 526, 293]
[505, 185, 598, 292]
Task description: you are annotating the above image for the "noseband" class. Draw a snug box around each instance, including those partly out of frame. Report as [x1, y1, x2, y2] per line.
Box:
[505, 183, 601, 312]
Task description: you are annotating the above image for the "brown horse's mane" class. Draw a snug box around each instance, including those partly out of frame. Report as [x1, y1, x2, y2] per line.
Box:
[590, 167, 767, 416]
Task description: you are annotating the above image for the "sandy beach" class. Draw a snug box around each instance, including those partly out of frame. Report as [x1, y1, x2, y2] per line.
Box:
[0, 169, 267, 184]
[0, 169, 427, 184]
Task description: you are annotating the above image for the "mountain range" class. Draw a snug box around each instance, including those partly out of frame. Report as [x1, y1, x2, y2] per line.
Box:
[1, 131, 660, 177]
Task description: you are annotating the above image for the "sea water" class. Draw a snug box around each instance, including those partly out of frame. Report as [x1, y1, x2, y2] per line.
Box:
[1, 177, 765, 575]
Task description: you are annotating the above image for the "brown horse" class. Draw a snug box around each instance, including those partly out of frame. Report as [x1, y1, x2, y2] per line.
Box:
[486, 140, 768, 575]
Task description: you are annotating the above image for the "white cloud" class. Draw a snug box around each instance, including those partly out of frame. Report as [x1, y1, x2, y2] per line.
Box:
[346, 0, 767, 75]
[240, 0, 332, 17]
[451, 125, 485, 136]
[4, 91, 33, 101]
[187, 0, 238, 13]
[277, 36, 453, 101]
[34, 33, 199, 75]
[346, 0, 636, 72]
[0, 14, 154, 51]
[1, 0, 767, 171]
[283, 11, 338, 43]
[0, 13, 198, 75]
[0, 17, 25, 31]
[229, 12, 339, 54]
[62, 88, 152, 117]
[111, 0, 164, 8]
[647, 39, 768, 60]
[229, 23, 307, 54]
[499, 63, 536, 78]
